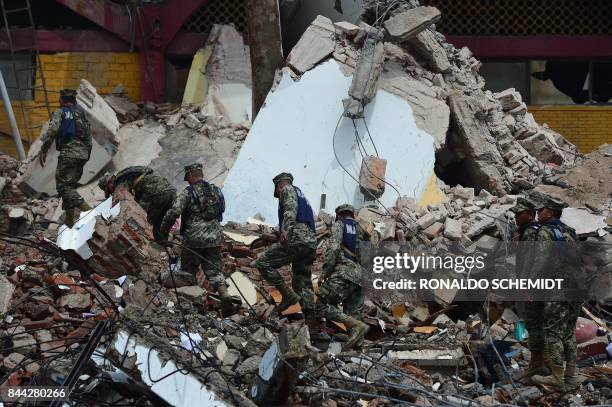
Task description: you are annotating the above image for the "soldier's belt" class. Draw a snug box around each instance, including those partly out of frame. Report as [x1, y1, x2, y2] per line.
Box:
[341, 245, 357, 261]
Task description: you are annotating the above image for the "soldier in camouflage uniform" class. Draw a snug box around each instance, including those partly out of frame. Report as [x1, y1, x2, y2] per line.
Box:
[38, 89, 92, 227]
[98, 167, 176, 241]
[316, 204, 369, 351]
[530, 196, 581, 390]
[254, 173, 317, 318]
[160, 163, 233, 315]
[512, 197, 551, 384]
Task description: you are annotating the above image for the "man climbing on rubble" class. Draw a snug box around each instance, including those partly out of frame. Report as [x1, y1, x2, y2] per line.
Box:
[530, 196, 581, 390]
[38, 88, 92, 227]
[254, 172, 317, 322]
[512, 196, 550, 384]
[98, 166, 176, 241]
[316, 204, 370, 351]
[159, 163, 234, 315]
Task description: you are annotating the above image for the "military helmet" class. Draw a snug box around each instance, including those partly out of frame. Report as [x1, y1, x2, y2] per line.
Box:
[540, 195, 568, 212]
[98, 172, 113, 192]
[272, 172, 293, 197]
[510, 197, 537, 213]
[184, 163, 203, 181]
[59, 89, 77, 99]
[335, 204, 355, 215]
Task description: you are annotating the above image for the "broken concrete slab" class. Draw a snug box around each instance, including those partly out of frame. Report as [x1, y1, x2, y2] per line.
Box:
[343, 39, 385, 117]
[379, 63, 449, 149]
[287, 15, 336, 74]
[448, 93, 507, 194]
[222, 60, 437, 224]
[561, 208, 608, 236]
[409, 29, 451, 73]
[105, 94, 140, 123]
[359, 155, 387, 199]
[384, 6, 441, 41]
[19, 79, 120, 198]
[494, 88, 523, 112]
[198, 25, 253, 125]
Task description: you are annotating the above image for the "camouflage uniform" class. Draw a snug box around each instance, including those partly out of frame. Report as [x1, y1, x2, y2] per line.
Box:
[316, 218, 365, 323]
[532, 222, 580, 368]
[160, 165, 225, 291]
[255, 177, 317, 312]
[40, 95, 92, 210]
[100, 167, 176, 241]
[511, 198, 544, 355]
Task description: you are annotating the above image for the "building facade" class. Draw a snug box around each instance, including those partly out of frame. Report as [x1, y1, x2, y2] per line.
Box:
[424, 0, 612, 152]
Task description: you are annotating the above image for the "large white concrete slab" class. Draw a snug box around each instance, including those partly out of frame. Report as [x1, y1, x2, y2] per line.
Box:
[222, 60, 437, 224]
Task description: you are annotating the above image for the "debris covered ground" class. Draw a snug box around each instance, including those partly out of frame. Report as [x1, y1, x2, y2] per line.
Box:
[1, 1, 611, 406]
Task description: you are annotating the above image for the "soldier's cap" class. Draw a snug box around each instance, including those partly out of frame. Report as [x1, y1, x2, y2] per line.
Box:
[539, 195, 568, 212]
[184, 163, 203, 181]
[272, 172, 293, 197]
[98, 172, 113, 192]
[510, 197, 537, 213]
[59, 89, 77, 98]
[335, 204, 355, 215]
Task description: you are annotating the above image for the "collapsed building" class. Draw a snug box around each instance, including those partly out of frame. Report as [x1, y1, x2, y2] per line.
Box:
[0, 0, 611, 406]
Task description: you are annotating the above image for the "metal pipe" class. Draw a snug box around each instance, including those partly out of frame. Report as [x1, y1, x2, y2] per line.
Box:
[0, 70, 26, 160]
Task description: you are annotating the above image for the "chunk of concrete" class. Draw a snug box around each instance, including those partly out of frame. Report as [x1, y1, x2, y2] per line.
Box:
[494, 88, 523, 112]
[422, 221, 444, 238]
[250, 323, 310, 405]
[443, 217, 462, 240]
[333, 21, 360, 36]
[409, 29, 451, 73]
[58, 293, 92, 312]
[176, 286, 207, 302]
[384, 6, 441, 41]
[104, 95, 139, 123]
[287, 16, 335, 74]
[343, 39, 385, 117]
[448, 93, 506, 194]
[417, 212, 436, 229]
[359, 155, 387, 199]
[0, 274, 15, 314]
[387, 347, 465, 367]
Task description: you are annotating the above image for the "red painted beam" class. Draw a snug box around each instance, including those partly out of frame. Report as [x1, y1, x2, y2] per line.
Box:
[0, 29, 130, 52]
[55, 0, 209, 101]
[446, 36, 612, 59]
[55, 0, 131, 42]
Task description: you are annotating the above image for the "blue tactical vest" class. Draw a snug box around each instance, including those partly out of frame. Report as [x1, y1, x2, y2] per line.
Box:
[59, 106, 77, 141]
[278, 186, 315, 232]
[341, 218, 358, 261]
[544, 219, 575, 241]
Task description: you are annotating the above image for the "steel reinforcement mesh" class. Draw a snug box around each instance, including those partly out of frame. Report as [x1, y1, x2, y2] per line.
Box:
[422, 0, 612, 36]
[182, 0, 248, 33]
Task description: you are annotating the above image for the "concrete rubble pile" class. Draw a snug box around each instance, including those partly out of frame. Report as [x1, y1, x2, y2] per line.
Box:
[1, 2, 612, 406]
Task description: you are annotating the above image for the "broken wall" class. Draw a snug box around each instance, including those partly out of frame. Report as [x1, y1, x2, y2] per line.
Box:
[222, 60, 439, 224]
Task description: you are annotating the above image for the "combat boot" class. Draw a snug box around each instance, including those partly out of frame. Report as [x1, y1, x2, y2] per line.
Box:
[78, 202, 92, 211]
[217, 285, 235, 317]
[342, 317, 369, 351]
[276, 282, 300, 314]
[64, 209, 75, 228]
[564, 363, 580, 388]
[532, 364, 565, 390]
[518, 351, 549, 384]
